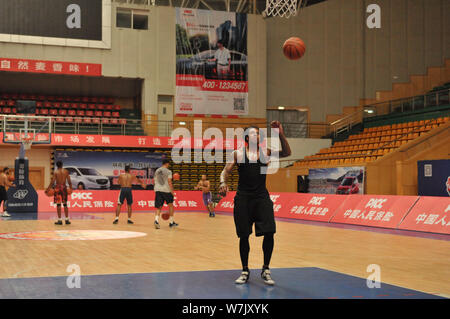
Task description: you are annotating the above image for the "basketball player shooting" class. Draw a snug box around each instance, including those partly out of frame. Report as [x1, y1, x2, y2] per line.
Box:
[219, 121, 291, 285]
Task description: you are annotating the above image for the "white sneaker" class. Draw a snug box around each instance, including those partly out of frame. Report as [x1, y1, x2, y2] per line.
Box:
[2, 212, 11, 217]
[261, 269, 275, 285]
[235, 271, 250, 284]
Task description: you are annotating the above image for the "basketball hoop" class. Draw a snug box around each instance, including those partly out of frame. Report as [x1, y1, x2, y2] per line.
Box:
[22, 137, 33, 151]
[263, 0, 299, 18]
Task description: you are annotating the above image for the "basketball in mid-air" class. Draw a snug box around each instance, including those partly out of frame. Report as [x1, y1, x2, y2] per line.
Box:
[283, 37, 306, 60]
[45, 189, 54, 197]
[173, 173, 180, 181]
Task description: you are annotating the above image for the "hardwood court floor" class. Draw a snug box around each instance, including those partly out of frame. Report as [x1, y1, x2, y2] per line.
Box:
[0, 212, 449, 297]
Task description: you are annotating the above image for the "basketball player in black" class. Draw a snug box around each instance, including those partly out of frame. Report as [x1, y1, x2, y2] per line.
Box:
[219, 121, 291, 285]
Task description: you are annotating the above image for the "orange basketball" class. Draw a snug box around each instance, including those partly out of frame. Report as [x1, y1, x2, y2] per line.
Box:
[283, 37, 306, 60]
[173, 173, 180, 181]
[45, 189, 54, 197]
[161, 212, 170, 220]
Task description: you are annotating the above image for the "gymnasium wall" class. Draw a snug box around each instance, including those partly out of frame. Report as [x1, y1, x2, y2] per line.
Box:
[266, 0, 450, 122]
[0, 3, 267, 119]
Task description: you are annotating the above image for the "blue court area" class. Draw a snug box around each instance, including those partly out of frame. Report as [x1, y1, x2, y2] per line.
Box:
[0, 267, 443, 299]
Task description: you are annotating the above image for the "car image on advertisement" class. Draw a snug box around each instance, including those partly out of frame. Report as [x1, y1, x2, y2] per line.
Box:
[336, 176, 360, 195]
[65, 167, 110, 190]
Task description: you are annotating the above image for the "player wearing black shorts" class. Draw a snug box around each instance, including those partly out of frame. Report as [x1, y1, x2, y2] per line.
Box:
[154, 159, 178, 229]
[113, 165, 146, 224]
[219, 121, 291, 285]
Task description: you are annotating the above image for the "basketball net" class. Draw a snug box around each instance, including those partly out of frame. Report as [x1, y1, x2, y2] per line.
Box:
[263, 0, 300, 18]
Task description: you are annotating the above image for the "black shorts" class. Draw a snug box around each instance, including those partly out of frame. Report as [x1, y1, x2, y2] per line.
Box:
[155, 191, 174, 208]
[233, 192, 276, 238]
[118, 187, 133, 205]
[0, 186, 7, 204]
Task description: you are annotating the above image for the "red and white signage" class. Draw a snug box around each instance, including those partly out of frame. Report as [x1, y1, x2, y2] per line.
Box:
[0, 133, 246, 150]
[277, 193, 345, 222]
[329, 195, 419, 229]
[397, 196, 450, 234]
[0, 57, 101, 76]
[38, 190, 206, 213]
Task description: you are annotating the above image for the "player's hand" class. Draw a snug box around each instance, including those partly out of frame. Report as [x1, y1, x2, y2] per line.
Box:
[270, 120, 284, 135]
[219, 183, 228, 197]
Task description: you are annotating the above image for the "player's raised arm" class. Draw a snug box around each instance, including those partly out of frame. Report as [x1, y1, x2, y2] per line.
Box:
[270, 120, 291, 158]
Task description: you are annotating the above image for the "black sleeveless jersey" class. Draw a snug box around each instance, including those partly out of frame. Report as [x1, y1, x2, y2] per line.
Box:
[236, 147, 269, 195]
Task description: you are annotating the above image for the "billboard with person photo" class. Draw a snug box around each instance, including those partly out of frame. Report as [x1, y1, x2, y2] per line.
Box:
[175, 8, 248, 115]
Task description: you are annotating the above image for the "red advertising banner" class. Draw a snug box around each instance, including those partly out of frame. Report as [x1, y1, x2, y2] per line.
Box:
[397, 196, 450, 234]
[276, 193, 346, 222]
[329, 195, 419, 229]
[37, 190, 206, 213]
[214, 192, 342, 223]
[0, 57, 101, 76]
[0, 133, 246, 150]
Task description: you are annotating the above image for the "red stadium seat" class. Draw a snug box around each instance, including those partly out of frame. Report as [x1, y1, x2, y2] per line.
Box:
[65, 117, 74, 123]
[74, 117, 83, 123]
[86, 110, 94, 117]
[53, 102, 61, 108]
[19, 93, 28, 99]
[70, 103, 78, 109]
[80, 104, 87, 110]
[105, 104, 113, 111]
[114, 105, 121, 111]
[112, 112, 120, 118]
[47, 95, 55, 101]
[97, 104, 104, 110]
[37, 95, 46, 101]
[101, 118, 110, 124]
[36, 101, 43, 108]
[2, 107, 11, 114]
[7, 100, 15, 106]
[62, 103, 70, 109]
[10, 93, 18, 99]
[68, 110, 76, 116]
[89, 97, 98, 103]
[40, 108, 49, 115]
[55, 117, 65, 123]
[82, 97, 89, 103]
[49, 109, 58, 116]
[99, 97, 106, 104]
[92, 118, 100, 124]
[1, 93, 10, 99]
[88, 104, 96, 110]
[59, 109, 67, 116]
[103, 111, 111, 117]
[110, 118, 119, 125]
[44, 102, 52, 108]
[0, 100, 6, 106]
[119, 119, 127, 125]
[95, 111, 103, 117]
[83, 118, 92, 124]
[77, 110, 85, 117]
